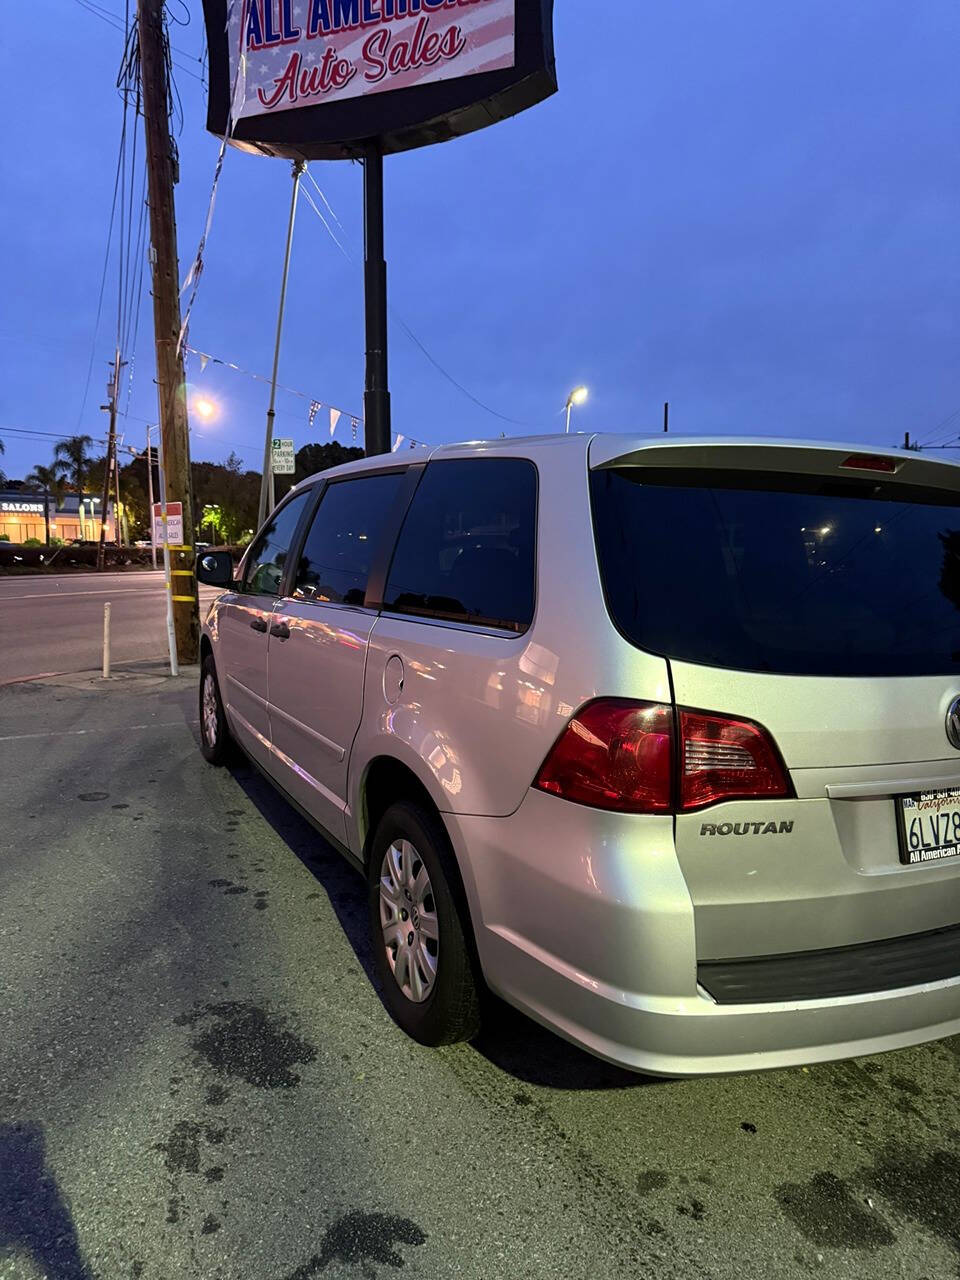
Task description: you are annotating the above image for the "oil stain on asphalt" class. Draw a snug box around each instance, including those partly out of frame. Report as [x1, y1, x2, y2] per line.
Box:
[155, 1120, 227, 1177]
[154, 1003, 316, 1248]
[283, 1210, 427, 1279]
[776, 1137, 960, 1266]
[775, 1171, 895, 1250]
[175, 1001, 317, 1089]
[867, 1142, 960, 1262]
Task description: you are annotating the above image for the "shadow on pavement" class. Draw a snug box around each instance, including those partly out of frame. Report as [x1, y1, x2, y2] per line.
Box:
[229, 759, 651, 1093]
[0, 1123, 93, 1280]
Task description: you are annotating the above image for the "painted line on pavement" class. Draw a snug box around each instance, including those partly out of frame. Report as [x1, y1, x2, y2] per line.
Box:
[0, 589, 165, 601]
[0, 720, 200, 742]
[0, 586, 220, 601]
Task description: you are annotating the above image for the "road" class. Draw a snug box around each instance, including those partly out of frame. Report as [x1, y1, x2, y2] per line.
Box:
[0, 572, 220, 682]
[2, 667, 960, 1280]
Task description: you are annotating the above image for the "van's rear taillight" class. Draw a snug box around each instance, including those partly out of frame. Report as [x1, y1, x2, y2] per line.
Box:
[533, 700, 674, 814]
[534, 700, 792, 814]
[678, 709, 792, 811]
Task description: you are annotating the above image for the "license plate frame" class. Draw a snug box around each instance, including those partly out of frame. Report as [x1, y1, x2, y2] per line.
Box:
[896, 787, 960, 866]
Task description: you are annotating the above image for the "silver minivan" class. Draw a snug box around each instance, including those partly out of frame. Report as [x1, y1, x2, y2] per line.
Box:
[196, 433, 960, 1076]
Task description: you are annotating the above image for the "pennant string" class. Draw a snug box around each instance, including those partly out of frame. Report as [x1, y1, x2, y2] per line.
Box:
[185, 344, 428, 449]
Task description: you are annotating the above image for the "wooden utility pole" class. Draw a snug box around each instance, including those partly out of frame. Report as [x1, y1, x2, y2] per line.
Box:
[97, 349, 122, 570]
[138, 0, 198, 662]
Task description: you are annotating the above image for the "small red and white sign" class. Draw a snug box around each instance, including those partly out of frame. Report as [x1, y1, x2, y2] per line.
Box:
[152, 502, 184, 548]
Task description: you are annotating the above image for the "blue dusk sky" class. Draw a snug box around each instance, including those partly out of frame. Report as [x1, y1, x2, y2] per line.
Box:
[1, 0, 958, 480]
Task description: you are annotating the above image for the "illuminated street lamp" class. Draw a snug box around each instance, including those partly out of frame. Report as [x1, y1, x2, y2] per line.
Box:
[564, 385, 589, 434]
[193, 396, 218, 421]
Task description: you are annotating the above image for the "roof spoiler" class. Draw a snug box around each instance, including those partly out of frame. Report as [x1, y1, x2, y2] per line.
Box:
[588, 436, 960, 494]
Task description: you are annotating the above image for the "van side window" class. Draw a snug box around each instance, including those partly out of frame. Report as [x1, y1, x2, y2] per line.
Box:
[384, 458, 537, 632]
[242, 490, 312, 597]
[293, 472, 405, 606]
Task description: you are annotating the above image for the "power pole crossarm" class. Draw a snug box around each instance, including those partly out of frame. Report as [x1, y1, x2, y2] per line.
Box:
[138, 0, 199, 663]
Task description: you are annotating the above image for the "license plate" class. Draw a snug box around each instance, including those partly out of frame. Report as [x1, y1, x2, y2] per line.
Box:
[897, 788, 960, 865]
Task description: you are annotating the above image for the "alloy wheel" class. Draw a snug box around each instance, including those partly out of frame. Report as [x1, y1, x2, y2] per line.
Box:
[379, 839, 439, 1004]
[202, 672, 219, 747]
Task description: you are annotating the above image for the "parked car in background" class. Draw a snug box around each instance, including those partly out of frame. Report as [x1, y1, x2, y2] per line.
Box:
[196, 433, 960, 1075]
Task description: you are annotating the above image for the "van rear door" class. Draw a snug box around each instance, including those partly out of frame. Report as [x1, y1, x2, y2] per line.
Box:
[589, 439, 960, 967]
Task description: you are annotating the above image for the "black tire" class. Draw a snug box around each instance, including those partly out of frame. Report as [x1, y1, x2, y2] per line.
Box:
[367, 801, 481, 1046]
[199, 653, 235, 766]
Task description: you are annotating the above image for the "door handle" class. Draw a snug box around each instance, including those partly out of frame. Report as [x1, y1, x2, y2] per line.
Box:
[249, 616, 268, 633]
[270, 620, 291, 640]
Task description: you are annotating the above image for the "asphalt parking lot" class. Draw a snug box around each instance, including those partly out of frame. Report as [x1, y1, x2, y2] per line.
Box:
[3, 667, 960, 1280]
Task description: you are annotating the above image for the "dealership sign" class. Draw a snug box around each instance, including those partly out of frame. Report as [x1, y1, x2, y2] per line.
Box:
[153, 502, 184, 548]
[204, 0, 556, 158]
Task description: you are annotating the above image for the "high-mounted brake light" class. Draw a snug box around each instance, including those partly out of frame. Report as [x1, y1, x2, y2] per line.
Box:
[841, 453, 899, 474]
[533, 700, 792, 814]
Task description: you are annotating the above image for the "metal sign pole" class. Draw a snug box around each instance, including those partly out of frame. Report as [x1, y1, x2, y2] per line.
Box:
[146, 427, 158, 570]
[156, 427, 179, 677]
[259, 159, 305, 530]
[363, 142, 391, 457]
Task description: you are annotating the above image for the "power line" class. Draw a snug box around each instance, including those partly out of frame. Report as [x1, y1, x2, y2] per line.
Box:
[72, 0, 205, 79]
[917, 406, 960, 447]
[300, 171, 546, 431]
[74, 122, 125, 433]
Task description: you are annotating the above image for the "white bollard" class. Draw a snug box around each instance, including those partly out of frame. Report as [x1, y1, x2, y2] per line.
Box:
[102, 601, 112, 679]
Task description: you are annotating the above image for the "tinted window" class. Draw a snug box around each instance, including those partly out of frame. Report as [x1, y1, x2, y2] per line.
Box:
[591, 467, 960, 677]
[384, 458, 536, 632]
[292, 472, 405, 606]
[242, 490, 312, 597]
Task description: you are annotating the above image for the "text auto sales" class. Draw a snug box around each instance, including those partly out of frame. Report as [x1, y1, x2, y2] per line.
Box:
[246, 0, 488, 108]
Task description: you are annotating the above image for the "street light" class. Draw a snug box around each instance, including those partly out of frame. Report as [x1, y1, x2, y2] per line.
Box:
[564, 385, 589, 434]
[193, 396, 218, 421]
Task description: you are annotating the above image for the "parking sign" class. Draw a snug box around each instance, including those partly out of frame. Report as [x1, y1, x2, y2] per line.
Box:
[272, 439, 296, 475]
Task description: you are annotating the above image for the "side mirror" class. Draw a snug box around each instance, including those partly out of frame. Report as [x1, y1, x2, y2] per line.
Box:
[196, 550, 234, 588]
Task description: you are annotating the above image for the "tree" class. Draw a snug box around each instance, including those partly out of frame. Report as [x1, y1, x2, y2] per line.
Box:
[85, 454, 149, 544]
[0, 437, 5, 487]
[116, 462, 149, 543]
[23, 464, 66, 547]
[275, 442, 364, 503]
[53, 435, 95, 493]
[191, 455, 260, 545]
[200, 503, 225, 544]
[114, 452, 156, 542]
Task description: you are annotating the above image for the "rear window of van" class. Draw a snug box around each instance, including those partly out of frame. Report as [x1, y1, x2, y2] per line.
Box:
[590, 467, 960, 677]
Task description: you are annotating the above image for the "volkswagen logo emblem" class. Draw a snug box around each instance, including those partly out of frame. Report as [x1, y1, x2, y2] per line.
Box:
[947, 697, 960, 751]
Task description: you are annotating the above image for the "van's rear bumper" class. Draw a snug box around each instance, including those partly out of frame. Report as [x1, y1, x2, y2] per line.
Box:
[445, 792, 960, 1076]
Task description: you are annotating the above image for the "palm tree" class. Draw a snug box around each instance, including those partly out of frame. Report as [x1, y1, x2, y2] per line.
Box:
[53, 434, 94, 492]
[54, 435, 94, 538]
[24, 464, 65, 547]
[0, 437, 6, 488]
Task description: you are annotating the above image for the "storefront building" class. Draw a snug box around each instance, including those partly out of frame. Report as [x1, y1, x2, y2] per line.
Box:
[0, 491, 115, 544]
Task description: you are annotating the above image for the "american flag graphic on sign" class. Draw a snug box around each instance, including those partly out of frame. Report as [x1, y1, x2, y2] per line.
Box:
[229, 0, 516, 119]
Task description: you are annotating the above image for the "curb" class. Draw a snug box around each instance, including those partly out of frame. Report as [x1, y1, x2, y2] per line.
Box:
[0, 660, 200, 689]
